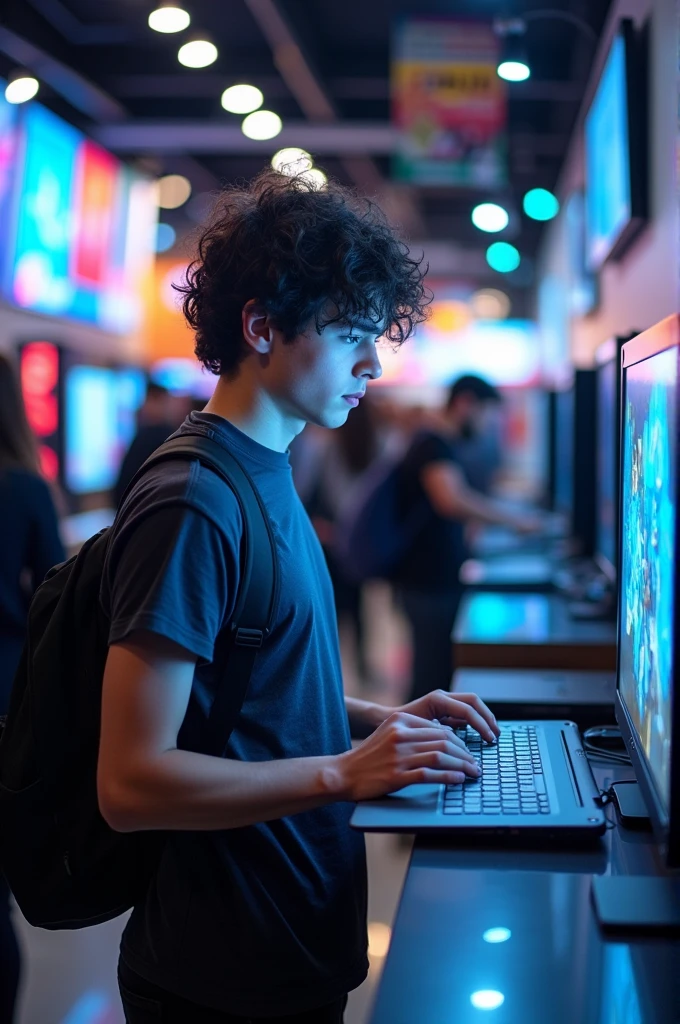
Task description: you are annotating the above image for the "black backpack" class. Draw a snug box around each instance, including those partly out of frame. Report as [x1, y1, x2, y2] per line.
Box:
[0, 434, 278, 929]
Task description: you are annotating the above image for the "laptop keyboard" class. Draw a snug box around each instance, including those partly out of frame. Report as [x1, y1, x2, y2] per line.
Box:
[443, 726, 550, 816]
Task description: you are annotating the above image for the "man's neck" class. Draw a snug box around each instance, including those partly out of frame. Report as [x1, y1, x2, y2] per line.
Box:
[202, 371, 302, 453]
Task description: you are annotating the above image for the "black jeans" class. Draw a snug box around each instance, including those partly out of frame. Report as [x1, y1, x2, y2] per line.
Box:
[0, 872, 20, 1024]
[118, 959, 348, 1024]
[399, 587, 463, 703]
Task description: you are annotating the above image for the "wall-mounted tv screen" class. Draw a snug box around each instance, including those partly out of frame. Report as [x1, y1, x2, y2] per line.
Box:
[584, 21, 647, 271]
[64, 365, 145, 494]
[5, 102, 157, 334]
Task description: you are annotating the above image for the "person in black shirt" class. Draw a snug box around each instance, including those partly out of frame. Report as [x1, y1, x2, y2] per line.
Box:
[113, 382, 178, 507]
[395, 375, 538, 703]
[98, 172, 501, 1023]
[0, 353, 65, 1024]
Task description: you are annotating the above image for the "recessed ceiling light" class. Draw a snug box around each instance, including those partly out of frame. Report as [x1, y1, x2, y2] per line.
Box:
[5, 74, 39, 104]
[497, 60, 530, 82]
[486, 242, 521, 273]
[241, 110, 282, 140]
[148, 5, 190, 33]
[300, 167, 327, 189]
[158, 174, 192, 209]
[178, 38, 218, 68]
[523, 188, 560, 221]
[221, 84, 264, 114]
[472, 203, 509, 233]
[271, 148, 313, 175]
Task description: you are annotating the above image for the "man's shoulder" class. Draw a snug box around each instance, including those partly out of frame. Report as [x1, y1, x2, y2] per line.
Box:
[406, 429, 456, 467]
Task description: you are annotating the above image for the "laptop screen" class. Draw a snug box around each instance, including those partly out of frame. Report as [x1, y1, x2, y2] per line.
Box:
[618, 345, 677, 811]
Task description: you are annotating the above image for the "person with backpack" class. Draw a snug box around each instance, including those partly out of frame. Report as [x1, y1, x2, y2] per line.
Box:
[0, 353, 65, 1023]
[0, 172, 501, 1024]
[392, 375, 541, 704]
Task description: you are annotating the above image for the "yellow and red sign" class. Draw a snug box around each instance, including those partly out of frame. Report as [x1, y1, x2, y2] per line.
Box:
[392, 19, 506, 186]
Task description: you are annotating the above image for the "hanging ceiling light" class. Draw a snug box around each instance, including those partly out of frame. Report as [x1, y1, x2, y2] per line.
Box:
[271, 148, 313, 175]
[472, 203, 509, 233]
[221, 84, 264, 114]
[148, 4, 191, 33]
[5, 70, 39, 104]
[178, 37, 218, 68]
[497, 29, 530, 82]
[241, 110, 282, 140]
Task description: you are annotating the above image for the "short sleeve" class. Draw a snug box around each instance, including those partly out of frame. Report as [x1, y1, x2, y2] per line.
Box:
[103, 505, 240, 663]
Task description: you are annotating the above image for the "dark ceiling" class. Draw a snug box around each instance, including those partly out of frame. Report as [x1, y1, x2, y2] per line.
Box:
[1, 0, 614, 311]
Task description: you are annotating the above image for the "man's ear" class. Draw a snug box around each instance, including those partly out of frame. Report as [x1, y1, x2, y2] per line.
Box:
[242, 300, 273, 355]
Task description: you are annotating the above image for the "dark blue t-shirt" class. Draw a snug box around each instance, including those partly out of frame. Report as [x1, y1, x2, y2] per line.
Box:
[100, 412, 368, 1017]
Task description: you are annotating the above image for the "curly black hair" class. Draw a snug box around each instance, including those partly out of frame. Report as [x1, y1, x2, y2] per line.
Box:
[176, 170, 431, 377]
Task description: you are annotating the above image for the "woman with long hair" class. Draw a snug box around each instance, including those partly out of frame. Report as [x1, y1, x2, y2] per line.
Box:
[0, 351, 65, 1023]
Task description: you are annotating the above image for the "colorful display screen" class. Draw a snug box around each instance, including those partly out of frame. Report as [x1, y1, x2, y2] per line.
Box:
[585, 34, 631, 269]
[0, 81, 19, 289]
[619, 346, 676, 810]
[5, 102, 156, 333]
[596, 356, 618, 571]
[64, 365, 146, 494]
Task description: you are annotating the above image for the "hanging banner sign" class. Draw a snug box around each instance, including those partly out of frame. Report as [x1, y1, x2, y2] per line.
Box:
[392, 19, 507, 187]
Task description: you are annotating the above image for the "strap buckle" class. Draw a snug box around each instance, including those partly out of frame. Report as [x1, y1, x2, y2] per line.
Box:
[234, 627, 264, 649]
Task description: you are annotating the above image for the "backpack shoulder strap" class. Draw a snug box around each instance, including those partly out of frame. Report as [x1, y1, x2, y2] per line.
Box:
[130, 434, 279, 758]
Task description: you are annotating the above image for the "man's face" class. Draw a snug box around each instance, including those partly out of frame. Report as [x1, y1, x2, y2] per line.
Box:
[263, 316, 384, 429]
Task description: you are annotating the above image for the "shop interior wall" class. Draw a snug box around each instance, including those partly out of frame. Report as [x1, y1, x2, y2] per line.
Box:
[537, 0, 677, 370]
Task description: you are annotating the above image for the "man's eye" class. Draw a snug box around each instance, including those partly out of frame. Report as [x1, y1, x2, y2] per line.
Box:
[342, 335, 362, 345]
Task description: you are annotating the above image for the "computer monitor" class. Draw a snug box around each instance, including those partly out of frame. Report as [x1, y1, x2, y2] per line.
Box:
[616, 316, 680, 867]
[553, 386, 574, 517]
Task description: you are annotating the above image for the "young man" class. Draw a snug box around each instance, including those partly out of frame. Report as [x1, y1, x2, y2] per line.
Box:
[97, 172, 500, 1024]
[395, 375, 539, 703]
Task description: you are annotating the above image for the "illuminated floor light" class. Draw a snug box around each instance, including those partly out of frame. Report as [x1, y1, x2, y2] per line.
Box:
[483, 926, 512, 944]
[472, 203, 509, 233]
[523, 187, 560, 221]
[486, 242, 520, 273]
[471, 989, 505, 1010]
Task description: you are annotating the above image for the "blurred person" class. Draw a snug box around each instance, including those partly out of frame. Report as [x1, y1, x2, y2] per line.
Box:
[113, 382, 179, 507]
[393, 375, 538, 703]
[0, 352, 65, 1024]
[96, 171, 500, 1024]
[308, 397, 381, 683]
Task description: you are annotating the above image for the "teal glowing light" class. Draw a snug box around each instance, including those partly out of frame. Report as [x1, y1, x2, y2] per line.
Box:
[523, 188, 560, 221]
[486, 242, 520, 273]
[483, 927, 512, 944]
[471, 990, 505, 1011]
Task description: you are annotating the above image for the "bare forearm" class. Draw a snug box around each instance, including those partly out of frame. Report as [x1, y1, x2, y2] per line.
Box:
[344, 696, 388, 739]
[99, 749, 346, 833]
[447, 488, 516, 527]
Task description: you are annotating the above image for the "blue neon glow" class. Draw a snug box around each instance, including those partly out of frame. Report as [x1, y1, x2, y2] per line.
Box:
[60, 990, 111, 1024]
[483, 927, 512, 944]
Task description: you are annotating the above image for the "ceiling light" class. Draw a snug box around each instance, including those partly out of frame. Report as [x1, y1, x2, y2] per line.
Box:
[486, 242, 521, 273]
[483, 927, 512, 944]
[498, 60, 530, 82]
[300, 167, 327, 190]
[471, 289, 511, 320]
[271, 147, 312, 175]
[221, 84, 263, 114]
[148, 4, 190, 33]
[523, 187, 560, 221]
[158, 174, 192, 209]
[5, 73, 39, 105]
[155, 223, 177, 253]
[470, 990, 505, 1011]
[178, 38, 218, 68]
[241, 110, 282, 140]
[472, 203, 509, 233]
